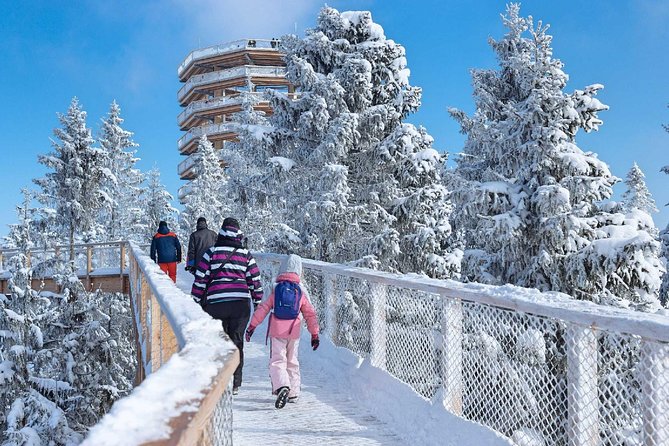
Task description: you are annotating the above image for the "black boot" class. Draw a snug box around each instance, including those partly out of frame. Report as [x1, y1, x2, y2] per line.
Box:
[275, 386, 290, 409]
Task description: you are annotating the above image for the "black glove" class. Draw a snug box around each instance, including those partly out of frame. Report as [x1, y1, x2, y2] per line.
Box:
[245, 326, 255, 342]
[252, 300, 260, 310]
[311, 335, 319, 351]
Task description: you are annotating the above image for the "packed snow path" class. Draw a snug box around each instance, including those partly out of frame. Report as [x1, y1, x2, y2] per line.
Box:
[178, 268, 404, 445]
[233, 338, 404, 445]
[176, 265, 510, 446]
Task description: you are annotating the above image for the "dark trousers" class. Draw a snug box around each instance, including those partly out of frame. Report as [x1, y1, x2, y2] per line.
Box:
[206, 299, 251, 388]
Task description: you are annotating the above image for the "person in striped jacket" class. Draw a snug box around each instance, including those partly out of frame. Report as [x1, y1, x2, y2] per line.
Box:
[191, 217, 263, 394]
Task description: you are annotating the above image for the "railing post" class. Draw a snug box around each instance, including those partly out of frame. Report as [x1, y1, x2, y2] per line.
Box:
[440, 294, 463, 415]
[120, 242, 126, 277]
[160, 309, 178, 364]
[0, 251, 4, 270]
[369, 282, 387, 370]
[26, 251, 31, 268]
[140, 274, 151, 374]
[566, 324, 599, 446]
[323, 273, 337, 343]
[151, 294, 161, 373]
[641, 340, 669, 445]
[86, 246, 93, 288]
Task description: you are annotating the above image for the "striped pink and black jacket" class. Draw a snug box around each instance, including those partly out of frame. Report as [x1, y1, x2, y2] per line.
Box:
[191, 231, 263, 306]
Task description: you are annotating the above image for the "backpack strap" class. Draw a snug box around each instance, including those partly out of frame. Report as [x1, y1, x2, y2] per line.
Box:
[287, 285, 302, 334]
[202, 248, 238, 308]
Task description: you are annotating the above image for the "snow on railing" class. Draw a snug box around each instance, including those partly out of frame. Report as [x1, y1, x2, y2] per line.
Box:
[255, 253, 669, 446]
[177, 65, 286, 103]
[0, 241, 129, 292]
[84, 242, 238, 446]
[178, 39, 280, 78]
[177, 122, 235, 151]
[177, 92, 264, 127]
[178, 181, 193, 200]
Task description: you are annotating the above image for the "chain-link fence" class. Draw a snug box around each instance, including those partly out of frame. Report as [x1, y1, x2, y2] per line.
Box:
[256, 254, 669, 446]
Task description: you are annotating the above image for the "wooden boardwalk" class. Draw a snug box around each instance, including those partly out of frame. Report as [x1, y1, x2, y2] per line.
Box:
[176, 266, 404, 445]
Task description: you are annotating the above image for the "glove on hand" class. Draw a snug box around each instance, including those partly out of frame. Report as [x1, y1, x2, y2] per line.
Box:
[252, 300, 260, 310]
[311, 334, 320, 351]
[245, 326, 255, 342]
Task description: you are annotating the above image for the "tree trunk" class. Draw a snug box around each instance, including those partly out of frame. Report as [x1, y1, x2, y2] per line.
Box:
[69, 223, 75, 262]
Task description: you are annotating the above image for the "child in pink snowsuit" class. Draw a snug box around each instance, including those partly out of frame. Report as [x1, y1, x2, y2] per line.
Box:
[245, 254, 320, 409]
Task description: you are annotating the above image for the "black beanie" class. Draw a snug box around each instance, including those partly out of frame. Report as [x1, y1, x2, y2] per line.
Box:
[221, 217, 240, 230]
[197, 217, 207, 225]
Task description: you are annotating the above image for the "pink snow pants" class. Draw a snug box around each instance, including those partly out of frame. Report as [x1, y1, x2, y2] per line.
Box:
[269, 337, 301, 398]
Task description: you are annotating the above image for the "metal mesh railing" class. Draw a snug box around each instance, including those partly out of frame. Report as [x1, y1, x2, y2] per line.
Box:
[202, 382, 234, 446]
[255, 254, 669, 446]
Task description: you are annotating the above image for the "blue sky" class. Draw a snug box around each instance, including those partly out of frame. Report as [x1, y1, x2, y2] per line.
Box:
[0, 0, 667, 238]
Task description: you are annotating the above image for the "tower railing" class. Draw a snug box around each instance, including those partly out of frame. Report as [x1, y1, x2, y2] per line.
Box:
[177, 92, 264, 127]
[178, 38, 280, 78]
[177, 65, 286, 103]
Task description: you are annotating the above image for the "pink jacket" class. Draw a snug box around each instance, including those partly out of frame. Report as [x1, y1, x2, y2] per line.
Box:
[250, 272, 319, 339]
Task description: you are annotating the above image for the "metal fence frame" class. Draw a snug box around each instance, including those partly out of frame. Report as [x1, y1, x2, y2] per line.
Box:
[255, 253, 669, 446]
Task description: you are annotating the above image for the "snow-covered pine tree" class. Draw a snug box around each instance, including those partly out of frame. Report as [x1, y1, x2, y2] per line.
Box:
[450, 4, 662, 311]
[179, 135, 227, 234]
[98, 100, 144, 243]
[33, 97, 110, 260]
[449, 4, 613, 290]
[261, 7, 457, 275]
[220, 93, 288, 250]
[566, 201, 663, 311]
[384, 125, 462, 278]
[0, 193, 81, 445]
[658, 111, 669, 307]
[140, 168, 178, 241]
[622, 162, 658, 216]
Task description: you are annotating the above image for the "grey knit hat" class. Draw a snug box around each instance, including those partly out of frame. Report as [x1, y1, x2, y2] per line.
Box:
[279, 254, 302, 276]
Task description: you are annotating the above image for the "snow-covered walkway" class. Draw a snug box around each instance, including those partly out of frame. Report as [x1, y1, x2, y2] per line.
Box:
[175, 265, 511, 446]
[177, 266, 403, 445]
[234, 338, 404, 445]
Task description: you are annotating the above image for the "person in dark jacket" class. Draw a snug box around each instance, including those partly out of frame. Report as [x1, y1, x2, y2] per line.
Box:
[186, 217, 217, 275]
[191, 217, 263, 394]
[150, 221, 182, 283]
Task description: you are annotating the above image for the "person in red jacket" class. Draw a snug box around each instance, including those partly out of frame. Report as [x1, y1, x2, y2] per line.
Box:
[150, 221, 182, 282]
[245, 254, 319, 409]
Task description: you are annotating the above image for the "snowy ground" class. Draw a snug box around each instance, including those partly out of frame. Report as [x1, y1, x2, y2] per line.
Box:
[234, 337, 405, 445]
[175, 264, 511, 446]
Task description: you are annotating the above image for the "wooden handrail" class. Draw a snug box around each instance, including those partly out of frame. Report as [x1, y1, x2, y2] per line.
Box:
[0, 240, 132, 256]
[83, 242, 239, 445]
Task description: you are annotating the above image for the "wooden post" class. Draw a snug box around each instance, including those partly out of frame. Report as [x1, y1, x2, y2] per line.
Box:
[0, 251, 4, 270]
[26, 251, 31, 268]
[160, 309, 178, 364]
[151, 294, 162, 373]
[140, 274, 151, 374]
[323, 273, 337, 343]
[441, 295, 463, 415]
[369, 282, 387, 370]
[566, 324, 599, 446]
[86, 246, 93, 289]
[641, 341, 669, 445]
[120, 242, 126, 277]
